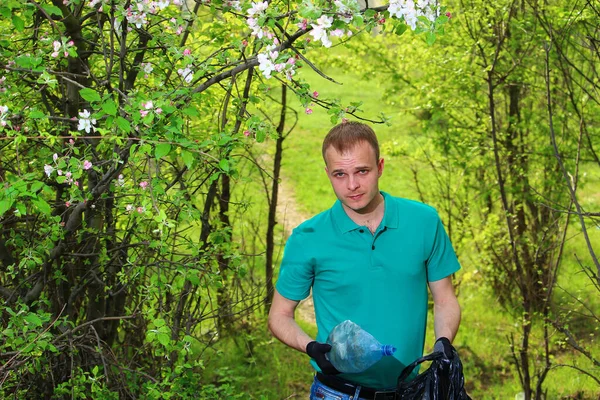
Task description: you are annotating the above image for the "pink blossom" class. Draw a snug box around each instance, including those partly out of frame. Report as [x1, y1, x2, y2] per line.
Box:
[176, 26, 184, 35]
[243, 130, 251, 137]
[242, 40, 248, 47]
[69, 139, 75, 145]
[183, 48, 191, 56]
[287, 57, 296, 65]
[137, 206, 145, 213]
[313, 91, 319, 98]
[297, 19, 307, 30]
[342, 118, 349, 123]
[74, 181, 79, 187]
[57, 170, 63, 175]
[140, 110, 149, 117]
[143, 101, 153, 109]
[68, 40, 74, 46]
[65, 201, 71, 207]
[65, 171, 72, 178]
[83, 160, 93, 170]
[155, 108, 163, 114]
[139, 181, 149, 189]
[305, 108, 313, 115]
[53, 153, 59, 161]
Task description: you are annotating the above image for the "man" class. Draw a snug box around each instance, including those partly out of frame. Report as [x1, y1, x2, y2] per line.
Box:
[268, 122, 461, 399]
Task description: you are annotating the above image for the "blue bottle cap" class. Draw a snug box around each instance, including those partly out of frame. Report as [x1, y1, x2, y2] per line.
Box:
[382, 345, 396, 356]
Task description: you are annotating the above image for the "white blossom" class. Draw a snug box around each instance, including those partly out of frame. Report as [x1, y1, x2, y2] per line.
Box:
[77, 109, 96, 133]
[388, 0, 436, 30]
[44, 165, 54, 177]
[309, 15, 334, 48]
[0, 105, 7, 127]
[156, 0, 170, 10]
[247, 1, 268, 16]
[177, 65, 194, 83]
[257, 53, 275, 79]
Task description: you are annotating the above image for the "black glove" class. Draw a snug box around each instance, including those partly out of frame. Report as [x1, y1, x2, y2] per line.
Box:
[434, 337, 453, 359]
[306, 341, 340, 375]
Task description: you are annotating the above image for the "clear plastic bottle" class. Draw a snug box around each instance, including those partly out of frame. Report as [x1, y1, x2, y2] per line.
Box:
[326, 320, 396, 374]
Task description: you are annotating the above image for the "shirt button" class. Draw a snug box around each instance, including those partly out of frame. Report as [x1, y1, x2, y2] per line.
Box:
[359, 229, 364, 233]
[372, 245, 375, 250]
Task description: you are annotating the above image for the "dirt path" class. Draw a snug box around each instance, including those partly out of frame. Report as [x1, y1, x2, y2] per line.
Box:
[276, 177, 315, 399]
[276, 178, 316, 325]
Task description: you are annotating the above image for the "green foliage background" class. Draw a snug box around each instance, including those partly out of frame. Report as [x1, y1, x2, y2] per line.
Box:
[0, 0, 598, 399]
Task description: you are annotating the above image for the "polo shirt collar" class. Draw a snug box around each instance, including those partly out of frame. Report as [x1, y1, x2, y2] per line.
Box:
[332, 191, 399, 233]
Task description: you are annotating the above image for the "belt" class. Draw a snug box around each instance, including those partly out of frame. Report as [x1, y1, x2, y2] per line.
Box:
[315, 372, 397, 400]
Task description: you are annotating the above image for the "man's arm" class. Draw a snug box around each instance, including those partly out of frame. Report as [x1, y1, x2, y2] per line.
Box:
[268, 289, 313, 353]
[429, 276, 461, 342]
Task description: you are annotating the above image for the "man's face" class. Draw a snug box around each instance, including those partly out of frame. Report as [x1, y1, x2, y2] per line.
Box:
[324, 140, 384, 214]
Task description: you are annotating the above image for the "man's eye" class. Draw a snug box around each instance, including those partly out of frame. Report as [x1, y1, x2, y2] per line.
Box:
[334, 173, 345, 177]
[358, 170, 368, 174]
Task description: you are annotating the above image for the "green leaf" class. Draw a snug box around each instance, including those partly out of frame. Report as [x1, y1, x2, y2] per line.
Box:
[425, 32, 436, 45]
[24, 314, 43, 327]
[116, 116, 131, 133]
[157, 333, 170, 347]
[102, 99, 117, 116]
[30, 181, 44, 193]
[181, 150, 194, 169]
[395, 23, 407, 36]
[29, 110, 46, 119]
[0, 199, 13, 216]
[12, 15, 24, 31]
[182, 107, 199, 117]
[41, 4, 63, 17]
[155, 143, 171, 159]
[32, 198, 52, 215]
[219, 158, 230, 172]
[153, 318, 166, 328]
[364, 9, 376, 20]
[0, 8, 10, 19]
[79, 88, 101, 103]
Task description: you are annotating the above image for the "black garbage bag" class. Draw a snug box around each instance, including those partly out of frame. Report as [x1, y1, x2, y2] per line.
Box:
[396, 346, 471, 399]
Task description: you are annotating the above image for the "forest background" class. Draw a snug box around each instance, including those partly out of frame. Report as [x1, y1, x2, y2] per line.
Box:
[0, 0, 598, 399]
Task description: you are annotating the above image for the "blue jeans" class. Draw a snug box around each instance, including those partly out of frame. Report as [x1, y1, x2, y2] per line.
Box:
[309, 375, 369, 400]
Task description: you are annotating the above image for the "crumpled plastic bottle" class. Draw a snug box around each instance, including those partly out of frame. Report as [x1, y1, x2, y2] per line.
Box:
[326, 320, 396, 373]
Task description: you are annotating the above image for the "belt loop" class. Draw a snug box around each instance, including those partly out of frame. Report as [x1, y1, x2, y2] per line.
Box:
[352, 385, 362, 399]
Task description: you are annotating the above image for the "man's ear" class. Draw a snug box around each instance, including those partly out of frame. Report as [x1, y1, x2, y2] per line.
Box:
[378, 158, 384, 176]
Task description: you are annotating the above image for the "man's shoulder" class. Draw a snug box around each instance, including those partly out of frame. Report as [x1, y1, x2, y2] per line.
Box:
[387, 194, 439, 218]
[292, 207, 333, 235]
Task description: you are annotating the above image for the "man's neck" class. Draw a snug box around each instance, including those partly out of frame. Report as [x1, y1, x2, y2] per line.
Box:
[343, 193, 385, 233]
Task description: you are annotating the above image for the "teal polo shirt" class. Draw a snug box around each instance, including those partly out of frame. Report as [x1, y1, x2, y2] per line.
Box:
[275, 192, 461, 389]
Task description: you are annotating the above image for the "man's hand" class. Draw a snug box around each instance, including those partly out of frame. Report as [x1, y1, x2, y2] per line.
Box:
[434, 337, 453, 359]
[306, 341, 340, 375]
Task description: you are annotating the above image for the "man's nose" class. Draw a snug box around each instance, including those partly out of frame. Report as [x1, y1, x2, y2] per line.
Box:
[347, 175, 359, 191]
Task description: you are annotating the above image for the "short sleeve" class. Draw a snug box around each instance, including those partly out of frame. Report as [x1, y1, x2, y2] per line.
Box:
[275, 229, 314, 301]
[426, 214, 461, 282]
